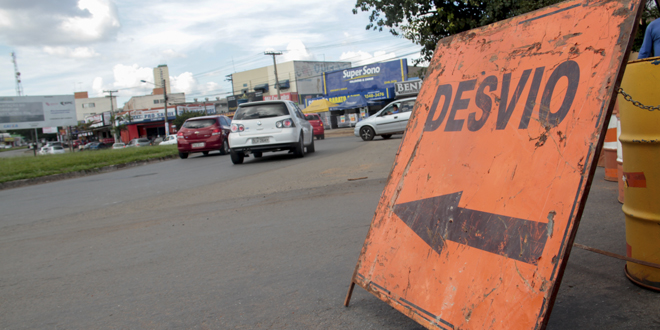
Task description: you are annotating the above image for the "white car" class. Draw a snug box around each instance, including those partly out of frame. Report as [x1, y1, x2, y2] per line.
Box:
[39, 146, 66, 155]
[158, 134, 178, 146]
[228, 100, 314, 164]
[354, 97, 417, 141]
[112, 143, 126, 149]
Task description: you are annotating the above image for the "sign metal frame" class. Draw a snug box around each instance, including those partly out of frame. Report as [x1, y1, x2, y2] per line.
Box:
[345, 1, 644, 329]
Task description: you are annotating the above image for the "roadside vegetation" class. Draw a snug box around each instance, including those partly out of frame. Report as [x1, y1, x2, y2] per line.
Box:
[0, 145, 178, 183]
[0, 146, 27, 153]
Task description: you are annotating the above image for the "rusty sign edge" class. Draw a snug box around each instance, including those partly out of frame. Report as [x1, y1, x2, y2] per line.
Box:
[537, 0, 647, 328]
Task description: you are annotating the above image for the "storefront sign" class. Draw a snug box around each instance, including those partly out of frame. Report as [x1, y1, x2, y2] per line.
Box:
[327, 88, 394, 104]
[395, 80, 423, 97]
[263, 92, 299, 102]
[323, 59, 408, 96]
[347, 0, 643, 329]
[42, 126, 58, 134]
[0, 95, 77, 129]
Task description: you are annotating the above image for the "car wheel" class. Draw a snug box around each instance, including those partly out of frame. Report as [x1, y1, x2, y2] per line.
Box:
[220, 140, 229, 155]
[360, 127, 375, 141]
[253, 151, 262, 158]
[294, 133, 305, 158]
[321, 134, 325, 140]
[381, 134, 393, 139]
[202, 151, 209, 156]
[230, 150, 244, 164]
[306, 136, 315, 153]
[179, 152, 188, 159]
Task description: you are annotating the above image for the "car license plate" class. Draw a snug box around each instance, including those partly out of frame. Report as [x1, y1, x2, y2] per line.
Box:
[252, 137, 269, 144]
[192, 142, 205, 148]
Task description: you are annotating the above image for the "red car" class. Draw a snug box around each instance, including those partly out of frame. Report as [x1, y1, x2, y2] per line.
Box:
[305, 113, 325, 140]
[176, 115, 231, 159]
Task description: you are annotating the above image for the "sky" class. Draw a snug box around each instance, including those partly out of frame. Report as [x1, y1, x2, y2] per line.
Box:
[0, 0, 423, 107]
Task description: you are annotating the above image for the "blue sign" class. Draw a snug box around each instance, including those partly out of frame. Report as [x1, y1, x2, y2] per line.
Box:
[323, 59, 408, 96]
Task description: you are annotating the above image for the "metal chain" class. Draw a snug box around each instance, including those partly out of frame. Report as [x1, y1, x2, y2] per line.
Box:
[617, 87, 660, 111]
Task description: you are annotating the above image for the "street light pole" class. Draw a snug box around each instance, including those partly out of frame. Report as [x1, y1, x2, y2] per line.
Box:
[162, 78, 169, 137]
[264, 51, 282, 100]
[140, 79, 169, 137]
[103, 90, 118, 142]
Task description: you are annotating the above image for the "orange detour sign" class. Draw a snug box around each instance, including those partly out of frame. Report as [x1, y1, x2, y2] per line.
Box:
[345, 1, 643, 329]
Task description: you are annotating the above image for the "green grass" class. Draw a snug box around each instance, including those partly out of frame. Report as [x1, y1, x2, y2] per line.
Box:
[0, 146, 27, 153]
[0, 145, 179, 183]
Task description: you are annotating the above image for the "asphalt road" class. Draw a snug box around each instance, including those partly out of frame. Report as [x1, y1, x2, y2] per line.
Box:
[0, 135, 658, 329]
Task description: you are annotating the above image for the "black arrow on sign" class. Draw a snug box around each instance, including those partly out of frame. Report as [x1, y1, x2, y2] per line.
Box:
[394, 192, 548, 265]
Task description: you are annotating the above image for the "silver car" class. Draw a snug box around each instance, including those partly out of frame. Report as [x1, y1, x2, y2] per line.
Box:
[228, 100, 314, 164]
[354, 97, 417, 141]
[127, 138, 151, 147]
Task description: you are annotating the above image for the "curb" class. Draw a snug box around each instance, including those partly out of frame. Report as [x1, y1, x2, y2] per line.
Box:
[324, 128, 355, 138]
[0, 154, 178, 191]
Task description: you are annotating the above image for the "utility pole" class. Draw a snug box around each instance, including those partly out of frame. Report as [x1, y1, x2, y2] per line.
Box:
[226, 74, 234, 96]
[264, 51, 282, 100]
[103, 90, 118, 142]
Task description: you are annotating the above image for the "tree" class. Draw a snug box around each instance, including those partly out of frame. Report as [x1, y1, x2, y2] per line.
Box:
[354, 0, 658, 65]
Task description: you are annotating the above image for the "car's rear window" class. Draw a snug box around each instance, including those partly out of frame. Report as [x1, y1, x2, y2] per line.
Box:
[183, 119, 216, 128]
[305, 114, 319, 120]
[234, 103, 289, 120]
[137, 138, 150, 143]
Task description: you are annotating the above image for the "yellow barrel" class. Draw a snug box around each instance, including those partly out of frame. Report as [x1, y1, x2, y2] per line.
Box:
[619, 57, 660, 291]
[603, 114, 619, 181]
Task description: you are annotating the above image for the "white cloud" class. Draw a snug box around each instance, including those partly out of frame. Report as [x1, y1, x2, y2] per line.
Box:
[162, 49, 187, 59]
[60, 0, 121, 42]
[0, 0, 120, 46]
[92, 76, 104, 96]
[340, 50, 397, 66]
[282, 40, 315, 62]
[171, 72, 224, 99]
[43, 46, 100, 59]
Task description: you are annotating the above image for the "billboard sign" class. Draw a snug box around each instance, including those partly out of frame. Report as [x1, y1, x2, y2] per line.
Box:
[324, 59, 408, 96]
[0, 95, 77, 129]
[347, 1, 643, 329]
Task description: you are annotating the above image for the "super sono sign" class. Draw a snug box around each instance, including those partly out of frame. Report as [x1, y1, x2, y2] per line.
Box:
[346, 1, 643, 329]
[323, 59, 407, 96]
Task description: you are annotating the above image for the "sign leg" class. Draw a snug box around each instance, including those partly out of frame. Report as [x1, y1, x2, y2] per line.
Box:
[344, 281, 356, 307]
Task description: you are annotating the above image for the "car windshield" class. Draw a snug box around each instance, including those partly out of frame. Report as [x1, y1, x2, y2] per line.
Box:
[234, 103, 289, 120]
[183, 119, 215, 128]
[53, 146, 63, 150]
[305, 114, 319, 120]
[137, 138, 149, 143]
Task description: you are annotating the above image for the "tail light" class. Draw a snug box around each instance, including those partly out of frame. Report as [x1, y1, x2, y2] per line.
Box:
[231, 123, 245, 132]
[276, 118, 295, 128]
[212, 128, 221, 136]
[177, 132, 184, 138]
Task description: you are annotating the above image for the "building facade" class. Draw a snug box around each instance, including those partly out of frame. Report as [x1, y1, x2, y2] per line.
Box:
[230, 60, 351, 110]
[74, 91, 117, 122]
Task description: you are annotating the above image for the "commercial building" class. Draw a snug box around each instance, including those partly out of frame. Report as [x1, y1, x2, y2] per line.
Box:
[229, 60, 352, 110]
[74, 91, 117, 122]
[118, 64, 186, 143]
